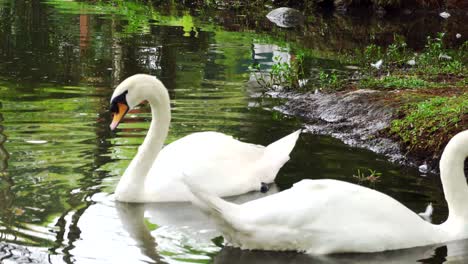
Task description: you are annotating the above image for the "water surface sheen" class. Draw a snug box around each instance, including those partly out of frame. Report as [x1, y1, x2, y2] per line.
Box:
[0, 1, 466, 263]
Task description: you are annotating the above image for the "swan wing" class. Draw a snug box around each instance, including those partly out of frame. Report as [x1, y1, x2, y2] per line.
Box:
[145, 132, 271, 201]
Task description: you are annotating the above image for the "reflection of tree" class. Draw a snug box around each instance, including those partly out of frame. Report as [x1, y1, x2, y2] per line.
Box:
[0, 108, 13, 241]
[0, 0, 217, 255]
[111, 18, 123, 87]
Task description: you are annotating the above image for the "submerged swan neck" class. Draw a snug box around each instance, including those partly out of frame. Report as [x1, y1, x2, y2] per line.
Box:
[115, 77, 171, 202]
[440, 131, 468, 223]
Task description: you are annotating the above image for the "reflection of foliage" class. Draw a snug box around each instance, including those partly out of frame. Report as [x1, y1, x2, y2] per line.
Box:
[251, 52, 304, 90]
[0, 81, 104, 247]
[45, 0, 196, 35]
[144, 218, 159, 231]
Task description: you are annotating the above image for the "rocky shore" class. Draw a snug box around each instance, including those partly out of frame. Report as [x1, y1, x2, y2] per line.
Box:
[275, 88, 466, 171]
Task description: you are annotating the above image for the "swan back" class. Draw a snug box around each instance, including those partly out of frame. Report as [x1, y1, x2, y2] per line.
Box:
[185, 179, 442, 254]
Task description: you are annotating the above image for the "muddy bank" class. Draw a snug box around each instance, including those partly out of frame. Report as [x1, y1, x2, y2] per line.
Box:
[275, 89, 437, 168]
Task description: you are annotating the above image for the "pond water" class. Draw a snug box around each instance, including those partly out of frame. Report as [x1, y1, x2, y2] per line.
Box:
[0, 1, 467, 263]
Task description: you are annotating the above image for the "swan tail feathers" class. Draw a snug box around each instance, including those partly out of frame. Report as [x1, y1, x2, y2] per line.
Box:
[260, 129, 301, 181]
[266, 129, 301, 156]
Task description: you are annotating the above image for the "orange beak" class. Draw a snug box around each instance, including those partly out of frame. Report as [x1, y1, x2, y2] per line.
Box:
[110, 103, 129, 131]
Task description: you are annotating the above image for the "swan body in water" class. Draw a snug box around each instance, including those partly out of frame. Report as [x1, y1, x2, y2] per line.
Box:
[109, 74, 301, 203]
[185, 130, 468, 254]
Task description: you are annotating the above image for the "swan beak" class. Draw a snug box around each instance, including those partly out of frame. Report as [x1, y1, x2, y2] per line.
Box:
[110, 103, 129, 131]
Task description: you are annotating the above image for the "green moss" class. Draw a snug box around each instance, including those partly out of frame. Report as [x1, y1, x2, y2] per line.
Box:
[360, 75, 434, 89]
[390, 94, 468, 153]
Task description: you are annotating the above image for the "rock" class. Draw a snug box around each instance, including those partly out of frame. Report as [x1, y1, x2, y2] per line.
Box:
[276, 89, 404, 163]
[419, 162, 430, 174]
[266, 7, 304, 28]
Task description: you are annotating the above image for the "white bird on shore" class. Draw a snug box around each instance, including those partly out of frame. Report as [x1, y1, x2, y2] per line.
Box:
[439, 12, 450, 19]
[371, 59, 383, 69]
[185, 130, 468, 254]
[110, 74, 301, 202]
[439, 54, 452, 60]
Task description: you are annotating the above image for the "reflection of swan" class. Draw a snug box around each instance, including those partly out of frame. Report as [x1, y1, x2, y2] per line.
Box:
[214, 240, 468, 264]
[115, 186, 280, 262]
[186, 130, 468, 254]
[115, 203, 163, 263]
[109, 74, 300, 202]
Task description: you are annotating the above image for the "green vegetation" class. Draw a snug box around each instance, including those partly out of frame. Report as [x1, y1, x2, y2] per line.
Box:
[244, 29, 466, 158]
[318, 70, 343, 89]
[352, 33, 467, 156]
[251, 53, 305, 90]
[359, 76, 434, 89]
[389, 94, 468, 155]
[353, 168, 382, 186]
[356, 33, 467, 90]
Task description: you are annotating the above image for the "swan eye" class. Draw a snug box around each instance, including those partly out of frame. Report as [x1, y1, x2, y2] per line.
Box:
[110, 90, 129, 113]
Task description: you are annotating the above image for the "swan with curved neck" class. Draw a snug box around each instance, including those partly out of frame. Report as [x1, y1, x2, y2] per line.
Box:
[185, 130, 468, 254]
[109, 74, 301, 203]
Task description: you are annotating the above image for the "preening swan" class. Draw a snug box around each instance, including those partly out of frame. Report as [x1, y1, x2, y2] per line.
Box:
[109, 74, 301, 202]
[185, 130, 468, 254]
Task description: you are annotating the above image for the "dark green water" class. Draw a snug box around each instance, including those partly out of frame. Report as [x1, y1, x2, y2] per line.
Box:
[0, 1, 466, 263]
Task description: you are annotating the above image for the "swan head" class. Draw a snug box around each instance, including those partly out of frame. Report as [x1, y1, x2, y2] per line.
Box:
[109, 74, 165, 130]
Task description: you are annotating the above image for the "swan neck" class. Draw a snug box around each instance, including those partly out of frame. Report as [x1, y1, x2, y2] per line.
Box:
[440, 135, 468, 224]
[127, 90, 171, 178]
[142, 96, 170, 158]
[115, 82, 171, 202]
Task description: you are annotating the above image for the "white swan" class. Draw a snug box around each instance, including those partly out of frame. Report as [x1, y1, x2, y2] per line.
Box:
[185, 130, 468, 254]
[109, 74, 301, 202]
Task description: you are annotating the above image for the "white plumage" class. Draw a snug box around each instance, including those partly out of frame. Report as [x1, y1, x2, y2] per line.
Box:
[110, 74, 301, 202]
[186, 130, 468, 254]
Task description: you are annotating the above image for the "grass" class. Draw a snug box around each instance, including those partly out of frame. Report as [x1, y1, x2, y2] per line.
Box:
[359, 75, 434, 89]
[350, 33, 467, 90]
[325, 32, 467, 159]
[353, 168, 382, 187]
[389, 93, 468, 156]
[318, 70, 343, 89]
[296, 33, 466, 93]
[248, 31, 467, 159]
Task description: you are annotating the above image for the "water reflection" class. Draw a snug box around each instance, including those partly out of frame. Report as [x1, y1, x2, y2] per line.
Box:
[114, 186, 279, 263]
[214, 241, 468, 264]
[0, 108, 13, 242]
